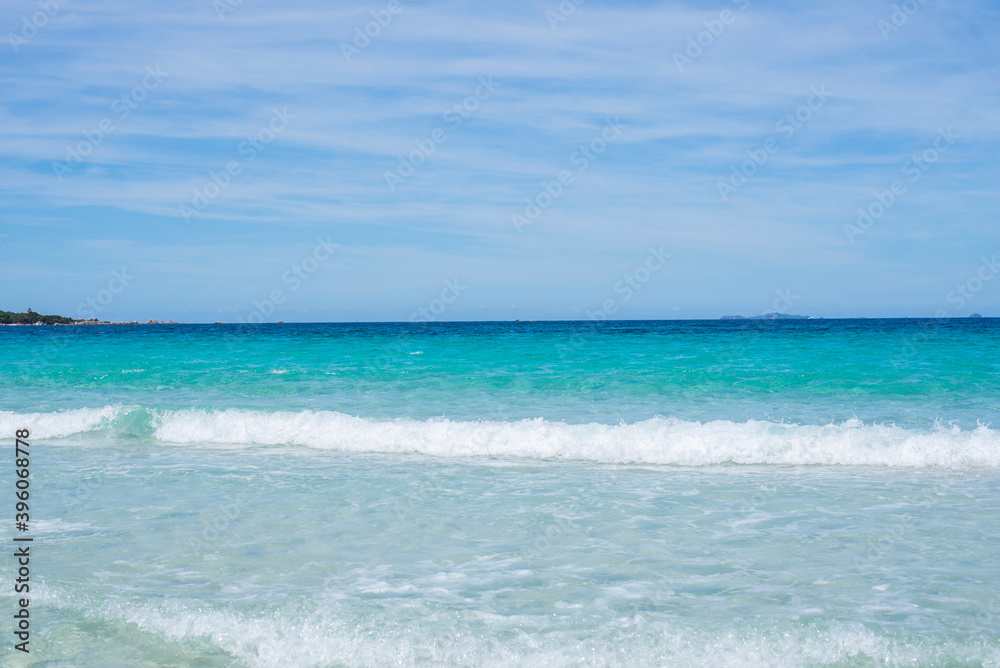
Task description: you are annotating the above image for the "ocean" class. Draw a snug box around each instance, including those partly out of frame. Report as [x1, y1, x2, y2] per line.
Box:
[1, 319, 998, 666]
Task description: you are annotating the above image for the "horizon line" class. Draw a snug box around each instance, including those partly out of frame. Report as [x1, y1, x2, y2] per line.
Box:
[3, 316, 995, 326]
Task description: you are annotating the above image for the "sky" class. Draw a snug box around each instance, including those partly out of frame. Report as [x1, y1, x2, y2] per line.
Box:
[1, 0, 998, 322]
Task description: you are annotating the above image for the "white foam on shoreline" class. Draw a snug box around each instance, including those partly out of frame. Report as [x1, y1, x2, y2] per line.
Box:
[23, 584, 1000, 668]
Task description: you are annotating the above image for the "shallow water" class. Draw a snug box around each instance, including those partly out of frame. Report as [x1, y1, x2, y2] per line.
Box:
[2, 320, 998, 666]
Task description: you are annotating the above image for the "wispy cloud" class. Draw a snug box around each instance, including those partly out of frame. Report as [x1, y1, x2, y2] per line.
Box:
[1, 0, 998, 319]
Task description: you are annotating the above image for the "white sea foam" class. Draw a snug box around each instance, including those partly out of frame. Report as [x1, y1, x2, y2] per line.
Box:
[25, 584, 1000, 668]
[0, 405, 128, 439]
[154, 410, 1000, 467]
[100, 606, 1000, 668]
[7, 405, 999, 467]
[30, 519, 95, 534]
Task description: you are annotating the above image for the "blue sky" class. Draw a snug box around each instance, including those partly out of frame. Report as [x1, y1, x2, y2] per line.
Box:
[1, 0, 998, 322]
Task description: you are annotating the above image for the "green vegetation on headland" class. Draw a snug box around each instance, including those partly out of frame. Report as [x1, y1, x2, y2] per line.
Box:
[0, 309, 74, 325]
[1, 310, 179, 326]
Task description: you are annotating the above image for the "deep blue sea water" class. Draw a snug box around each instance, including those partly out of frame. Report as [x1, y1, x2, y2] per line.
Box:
[1, 320, 998, 666]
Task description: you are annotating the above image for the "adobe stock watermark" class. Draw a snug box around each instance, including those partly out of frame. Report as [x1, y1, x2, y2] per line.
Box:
[892, 255, 994, 363]
[410, 278, 467, 322]
[708, 287, 801, 372]
[848, 485, 946, 572]
[238, 236, 338, 324]
[213, 0, 243, 20]
[673, 0, 750, 73]
[179, 107, 294, 223]
[524, 486, 610, 560]
[183, 491, 255, 554]
[587, 245, 671, 320]
[946, 254, 999, 312]
[551, 245, 669, 364]
[545, 0, 585, 31]
[877, 0, 929, 40]
[974, 592, 1000, 632]
[384, 75, 500, 192]
[716, 85, 831, 201]
[735, 484, 779, 520]
[341, 0, 403, 62]
[511, 117, 626, 233]
[51, 65, 168, 181]
[7, 0, 70, 53]
[844, 127, 959, 244]
[75, 267, 134, 320]
[771, 288, 799, 314]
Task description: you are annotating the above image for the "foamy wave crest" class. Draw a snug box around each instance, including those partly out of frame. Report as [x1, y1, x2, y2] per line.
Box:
[7, 406, 999, 467]
[0, 405, 130, 439]
[152, 409, 1000, 468]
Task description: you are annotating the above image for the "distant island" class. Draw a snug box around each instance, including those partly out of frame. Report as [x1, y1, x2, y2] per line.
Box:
[721, 312, 810, 320]
[0, 309, 177, 326]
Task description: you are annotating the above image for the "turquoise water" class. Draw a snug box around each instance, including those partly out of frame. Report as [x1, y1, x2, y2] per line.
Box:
[1, 320, 999, 666]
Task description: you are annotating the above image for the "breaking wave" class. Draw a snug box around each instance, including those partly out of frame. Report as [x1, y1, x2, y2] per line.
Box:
[4, 405, 999, 468]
